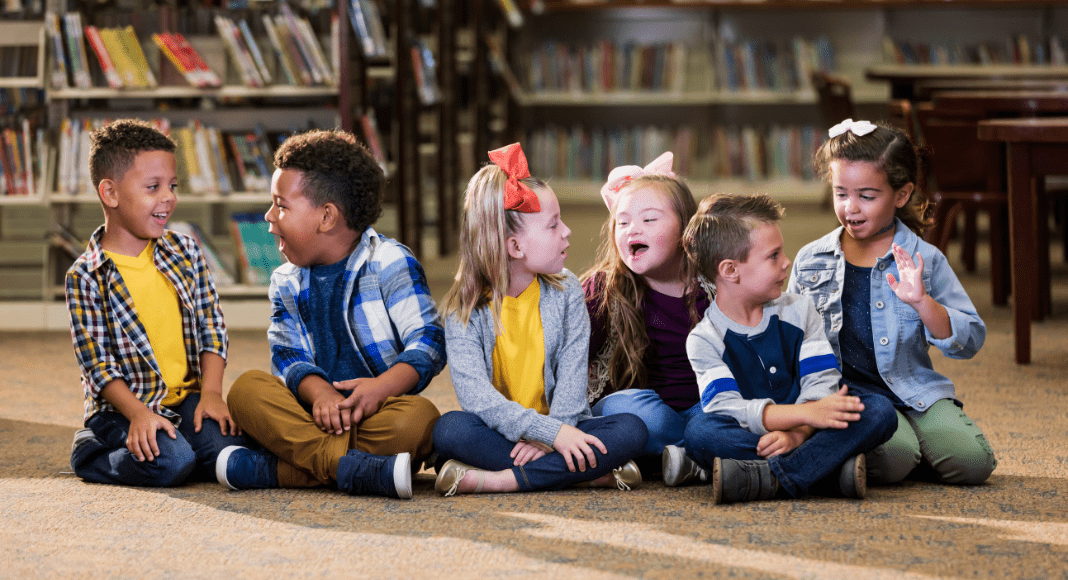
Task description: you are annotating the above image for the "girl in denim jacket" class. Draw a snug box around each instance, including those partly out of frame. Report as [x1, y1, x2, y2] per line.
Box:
[788, 119, 996, 486]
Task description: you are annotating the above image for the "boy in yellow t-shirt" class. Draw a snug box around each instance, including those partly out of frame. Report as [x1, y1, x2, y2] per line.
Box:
[66, 119, 246, 487]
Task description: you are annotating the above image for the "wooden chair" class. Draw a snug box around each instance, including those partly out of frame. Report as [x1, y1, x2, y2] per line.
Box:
[914, 102, 1010, 304]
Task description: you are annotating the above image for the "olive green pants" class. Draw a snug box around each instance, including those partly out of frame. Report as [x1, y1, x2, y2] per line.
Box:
[865, 399, 996, 485]
[228, 370, 440, 488]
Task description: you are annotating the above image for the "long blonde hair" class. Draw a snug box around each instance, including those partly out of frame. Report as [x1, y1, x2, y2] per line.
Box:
[580, 175, 700, 398]
[440, 164, 563, 332]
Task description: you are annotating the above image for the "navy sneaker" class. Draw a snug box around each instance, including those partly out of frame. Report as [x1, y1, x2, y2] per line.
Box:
[336, 449, 412, 499]
[216, 446, 279, 490]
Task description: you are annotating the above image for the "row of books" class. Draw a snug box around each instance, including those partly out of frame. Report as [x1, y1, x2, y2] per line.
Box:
[0, 117, 44, 196]
[883, 35, 1068, 66]
[518, 36, 836, 94]
[718, 37, 835, 92]
[46, 5, 335, 91]
[56, 118, 277, 197]
[519, 41, 690, 94]
[523, 123, 821, 183]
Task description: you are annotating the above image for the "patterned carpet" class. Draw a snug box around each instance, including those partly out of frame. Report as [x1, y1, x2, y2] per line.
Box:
[2, 203, 1067, 579]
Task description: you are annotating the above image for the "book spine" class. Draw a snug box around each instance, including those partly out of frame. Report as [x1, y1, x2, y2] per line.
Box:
[119, 26, 157, 88]
[85, 26, 122, 88]
[262, 14, 297, 85]
[238, 18, 273, 85]
[280, 4, 322, 84]
[45, 12, 69, 89]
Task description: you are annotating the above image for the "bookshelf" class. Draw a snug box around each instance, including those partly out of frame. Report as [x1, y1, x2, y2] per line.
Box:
[502, 0, 1068, 203]
[0, 0, 465, 314]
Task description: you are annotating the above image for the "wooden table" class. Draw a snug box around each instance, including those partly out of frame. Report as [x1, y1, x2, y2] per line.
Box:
[866, 65, 1068, 100]
[934, 90, 1068, 116]
[977, 117, 1068, 363]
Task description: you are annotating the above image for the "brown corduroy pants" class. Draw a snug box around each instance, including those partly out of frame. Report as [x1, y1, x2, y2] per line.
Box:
[227, 370, 439, 488]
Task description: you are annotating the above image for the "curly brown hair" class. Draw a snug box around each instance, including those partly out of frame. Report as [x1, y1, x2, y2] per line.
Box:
[274, 129, 384, 233]
[89, 119, 176, 189]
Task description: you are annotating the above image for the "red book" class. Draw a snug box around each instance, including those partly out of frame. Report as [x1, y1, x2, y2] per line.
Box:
[84, 25, 123, 88]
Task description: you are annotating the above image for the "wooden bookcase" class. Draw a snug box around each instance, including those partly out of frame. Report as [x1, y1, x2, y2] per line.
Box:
[502, 0, 1068, 203]
[0, 0, 467, 318]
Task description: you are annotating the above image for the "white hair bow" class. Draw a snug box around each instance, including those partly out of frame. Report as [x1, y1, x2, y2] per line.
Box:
[600, 151, 676, 210]
[828, 118, 877, 138]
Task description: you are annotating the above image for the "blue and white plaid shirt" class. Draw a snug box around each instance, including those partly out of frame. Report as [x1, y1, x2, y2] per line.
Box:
[268, 226, 446, 396]
[66, 225, 228, 424]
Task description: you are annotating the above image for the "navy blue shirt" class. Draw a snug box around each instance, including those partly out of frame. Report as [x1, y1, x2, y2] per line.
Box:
[841, 262, 904, 406]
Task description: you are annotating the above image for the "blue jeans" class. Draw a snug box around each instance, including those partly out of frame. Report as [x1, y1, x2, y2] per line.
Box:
[683, 392, 897, 497]
[593, 389, 703, 456]
[432, 411, 648, 492]
[71, 392, 247, 487]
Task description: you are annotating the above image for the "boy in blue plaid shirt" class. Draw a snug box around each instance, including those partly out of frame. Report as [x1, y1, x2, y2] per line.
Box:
[67, 119, 246, 487]
[219, 129, 446, 499]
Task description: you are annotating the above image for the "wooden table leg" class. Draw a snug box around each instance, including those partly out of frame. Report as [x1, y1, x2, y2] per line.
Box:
[1006, 142, 1037, 363]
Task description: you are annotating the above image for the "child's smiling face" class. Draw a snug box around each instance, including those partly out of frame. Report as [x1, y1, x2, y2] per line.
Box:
[830, 159, 912, 244]
[613, 185, 685, 283]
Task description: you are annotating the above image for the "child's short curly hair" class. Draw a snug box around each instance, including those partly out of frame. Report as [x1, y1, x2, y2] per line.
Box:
[274, 129, 384, 233]
[89, 119, 176, 189]
[682, 193, 784, 283]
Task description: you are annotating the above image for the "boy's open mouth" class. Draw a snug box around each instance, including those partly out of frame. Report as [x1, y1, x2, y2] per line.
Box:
[630, 243, 648, 257]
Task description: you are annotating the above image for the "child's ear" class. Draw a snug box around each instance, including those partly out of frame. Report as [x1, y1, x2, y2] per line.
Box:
[895, 182, 914, 208]
[506, 236, 524, 260]
[318, 202, 341, 232]
[98, 179, 119, 209]
[717, 259, 738, 284]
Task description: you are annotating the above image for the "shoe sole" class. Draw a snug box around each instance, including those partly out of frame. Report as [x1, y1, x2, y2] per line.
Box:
[844, 454, 867, 499]
[711, 457, 724, 504]
[662, 446, 687, 487]
[216, 445, 244, 491]
[394, 452, 412, 499]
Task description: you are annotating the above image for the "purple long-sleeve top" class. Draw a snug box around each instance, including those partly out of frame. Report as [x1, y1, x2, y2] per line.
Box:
[584, 273, 710, 411]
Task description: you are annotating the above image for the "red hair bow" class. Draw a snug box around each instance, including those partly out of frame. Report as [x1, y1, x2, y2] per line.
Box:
[488, 143, 540, 213]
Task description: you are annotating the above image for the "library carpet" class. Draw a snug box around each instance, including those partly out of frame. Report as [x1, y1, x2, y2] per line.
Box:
[2, 203, 1068, 579]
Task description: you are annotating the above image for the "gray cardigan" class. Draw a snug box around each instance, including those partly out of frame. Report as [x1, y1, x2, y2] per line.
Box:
[443, 270, 592, 446]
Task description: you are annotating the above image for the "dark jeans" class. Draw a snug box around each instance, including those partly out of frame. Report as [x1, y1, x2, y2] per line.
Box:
[71, 392, 247, 487]
[432, 411, 648, 492]
[683, 392, 897, 497]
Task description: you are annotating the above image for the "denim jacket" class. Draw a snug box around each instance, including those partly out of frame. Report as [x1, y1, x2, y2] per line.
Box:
[787, 219, 985, 413]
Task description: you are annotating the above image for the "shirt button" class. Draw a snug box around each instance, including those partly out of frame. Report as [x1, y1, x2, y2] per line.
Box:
[810, 275, 818, 282]
[876, 301, 885, 309]
[917, 401, 926, 409]
[879, 337, 889, 346]
[769, 366, 777, 374]
[886, 377, 893, 384]
[879, 263, 888, 271]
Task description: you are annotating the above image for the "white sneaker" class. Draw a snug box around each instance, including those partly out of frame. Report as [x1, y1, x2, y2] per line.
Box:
[662, 445, 708, 487]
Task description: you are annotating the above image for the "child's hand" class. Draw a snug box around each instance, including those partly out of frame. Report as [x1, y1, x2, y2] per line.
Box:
[552, 424, 607, 472]
[804, 385, 864, 429]
[194, 391, 241, 436]
[887, 243, 927, 307]
[757, 430, 805, 458]
[311, 389, 348, 434]
[334, 377, 391, 426]
[510, 439, 552, 466]
[127, 410, 177, 462]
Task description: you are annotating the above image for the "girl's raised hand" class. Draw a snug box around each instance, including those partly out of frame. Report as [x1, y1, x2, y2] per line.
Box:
[887, 243, 927, 306]
[552, 424, 607, 472]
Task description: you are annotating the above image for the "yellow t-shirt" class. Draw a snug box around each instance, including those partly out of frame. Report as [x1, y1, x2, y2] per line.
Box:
[491, 279, 549, 414]
[106, 242, 197, 406]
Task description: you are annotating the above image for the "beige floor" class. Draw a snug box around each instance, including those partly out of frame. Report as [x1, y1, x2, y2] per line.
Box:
[3, 202, 1068, 579]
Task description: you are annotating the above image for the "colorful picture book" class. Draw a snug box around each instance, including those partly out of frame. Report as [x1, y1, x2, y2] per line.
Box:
[167, 221, 237, 287]
[230, 212, 284, 286]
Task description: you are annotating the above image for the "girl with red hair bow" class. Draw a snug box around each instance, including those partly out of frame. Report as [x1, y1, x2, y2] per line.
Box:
[433, 143, 648, 496]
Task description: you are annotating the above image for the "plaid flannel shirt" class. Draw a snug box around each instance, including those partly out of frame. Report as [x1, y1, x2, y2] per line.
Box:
[66, 225, 228, 425]
[268, 226, 446, 396]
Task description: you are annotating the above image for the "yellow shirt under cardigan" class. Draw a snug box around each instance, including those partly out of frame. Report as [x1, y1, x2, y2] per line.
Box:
[491, 279, 549, 415]
[105, 242, 197, 406]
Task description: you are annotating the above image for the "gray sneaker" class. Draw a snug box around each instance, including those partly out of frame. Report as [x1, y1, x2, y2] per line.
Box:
[662, 445, 707, 487]
[838, 454, 867, 499]
[711, 457, 780, 504]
